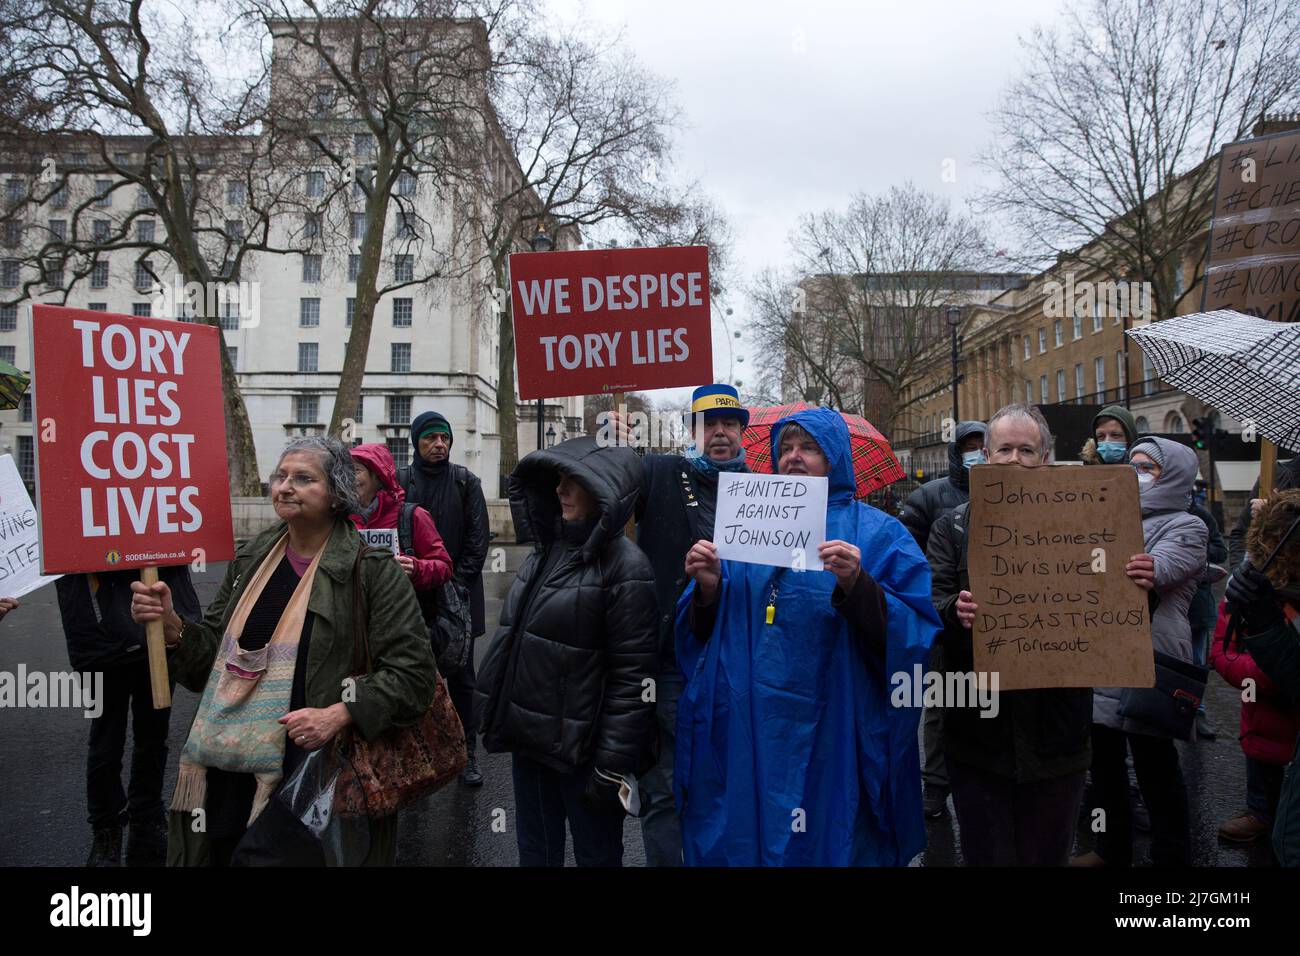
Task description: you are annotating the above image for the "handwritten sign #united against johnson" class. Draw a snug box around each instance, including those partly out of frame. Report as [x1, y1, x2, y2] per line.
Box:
[714, 472, 828, 570]
[967, 464, 1154, 691]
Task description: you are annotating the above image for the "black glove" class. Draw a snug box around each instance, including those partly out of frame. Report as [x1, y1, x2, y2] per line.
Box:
[582, 768, 626, 816]
[1225, 558, 1284, 633]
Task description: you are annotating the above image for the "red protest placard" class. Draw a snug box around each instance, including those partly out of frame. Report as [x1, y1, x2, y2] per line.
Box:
[31, 305, 235, 574]
[509, 245, 713, 400]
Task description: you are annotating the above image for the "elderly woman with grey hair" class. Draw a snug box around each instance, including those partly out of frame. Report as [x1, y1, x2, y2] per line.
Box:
[130, 436, 436, 866]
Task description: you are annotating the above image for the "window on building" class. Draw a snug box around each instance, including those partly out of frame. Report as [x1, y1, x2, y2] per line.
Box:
[136, 186, 153, 211]
[137, 220, 156, 243]
[1025, 380, 1032, 405]
[220, 299, 240, 330]
[301, 254, 322, 282]
[300, 298, 320, 327]
[346, 297, 355, 327]
[306, 170, 325, 198]
[88, 302, 107, 312]
[1094, 356, 1106, 395]
[1116, 351, 1126, 391]
[0, 345, 15, 364]
[350, 212, 367, 241]
[227, 345, 238, 370]
[94, 180, 112, 207]
[91, 260, 109, 289]
[354, 134, 376, 159]
[1135, 416, 1150, 433]
[387, 394, 411, 424]
[1093, 310, 1103, 333]
[16, 436, 33, 483]
[132, 302, 151, 317]
[393, 298, 412, 327]
[353, 395, 364, 424]
[1074, 363, 1084, 400]
[386, 437, 409, 469]
[1072, 314, 1082, 339]
[2, 221, 20, 247]
[134, 259, 153, 291]
[298, 342, 319, 373]
[314, 86, 335, 116]
[1039, 374, 1048, 404]
[1023, 336, 1030, 360]
[93, 219, 110, 242]
[44, 258, 64, 288]
[397, 171, 416, 196]
[49, 184, 67, 210]
[1056, 369, 1065, 402]
[1038, 328, 1046, 354]
[20, 391, 31, 422]
[48, 220, 67, 243]
[0, 304, 16, 331]
[304, 213, 321, 239]
[1053, 319, 1062, 347]
[396, 210, 417, 239]
[391, 343, 411, 372]
[1142, 352, 1156, 396]
[225, 219, 245, 242]
[348, 254, 360, 282]
[353, 176, 369, 202]
[294, 394, 319, 423]
[5, 178, 24, 202]
[226, 180, 245, 206]
[394, 255, 413, 282]
[0, 259, 17, 288]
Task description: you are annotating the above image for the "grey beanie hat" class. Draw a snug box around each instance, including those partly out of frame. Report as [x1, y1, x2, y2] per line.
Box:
[1129, 438, 1165, 468]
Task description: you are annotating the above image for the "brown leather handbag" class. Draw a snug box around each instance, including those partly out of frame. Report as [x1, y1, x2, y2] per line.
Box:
[334, 546, 467, 818]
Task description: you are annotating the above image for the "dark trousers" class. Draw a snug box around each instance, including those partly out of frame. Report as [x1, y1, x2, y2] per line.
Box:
[922, 646, 948, 790]
[638, 670, 683, 866]
[1247, 755, 1286, 824]
[1091, 723, 1191, 866]
[86, 657, 171, 829]
[445, 652, 478, 752]
[512, 755, 624, 867]
[948, 759, 1086, 866]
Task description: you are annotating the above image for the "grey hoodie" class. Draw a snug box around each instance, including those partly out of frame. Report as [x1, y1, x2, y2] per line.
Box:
[1092, 437, 1208, 737]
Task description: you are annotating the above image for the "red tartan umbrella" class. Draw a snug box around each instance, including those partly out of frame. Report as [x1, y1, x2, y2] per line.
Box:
[741, 402, 904, 499]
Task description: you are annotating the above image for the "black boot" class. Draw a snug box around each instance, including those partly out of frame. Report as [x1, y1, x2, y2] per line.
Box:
[126, 815, 169, 866]
[86, 826, 123, 867]
[461, 738, 483, 787]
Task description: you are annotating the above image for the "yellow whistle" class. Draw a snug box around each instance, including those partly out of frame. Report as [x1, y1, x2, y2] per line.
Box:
[765, 604, 775, 625]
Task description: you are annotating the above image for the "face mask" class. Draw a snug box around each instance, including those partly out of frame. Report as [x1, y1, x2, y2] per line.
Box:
[1097, 441, 1127, 464]
[962, 450, 986, 470]
[1136, 472, 1155, 489]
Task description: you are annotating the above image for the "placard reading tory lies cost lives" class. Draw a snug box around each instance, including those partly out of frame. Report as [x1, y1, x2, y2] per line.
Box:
[32, 305, 235, 574]
[966, 464, 1154, 691]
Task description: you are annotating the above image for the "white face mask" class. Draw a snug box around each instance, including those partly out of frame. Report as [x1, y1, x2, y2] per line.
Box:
[1137, 472, 1155, 489]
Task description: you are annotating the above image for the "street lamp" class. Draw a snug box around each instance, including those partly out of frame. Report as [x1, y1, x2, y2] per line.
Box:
[530, 222, 554, 451]
[545, 424, 556, 448]
[946, 306, 962, 424]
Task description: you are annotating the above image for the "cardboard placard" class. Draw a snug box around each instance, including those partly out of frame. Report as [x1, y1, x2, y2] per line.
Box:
[1202, 128, 1300, 322]
[31, 305, 235, 574]
[967, 464, 1154, 690]
[508, 245, 713, 400]
[0, 454, 61, 597]
[359, 528, 398, 555]
[714, 472, 827, 569]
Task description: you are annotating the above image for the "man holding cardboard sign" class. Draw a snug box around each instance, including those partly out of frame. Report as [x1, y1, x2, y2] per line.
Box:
[675, 407, 939, 866]
[927, 403, 1155, 866]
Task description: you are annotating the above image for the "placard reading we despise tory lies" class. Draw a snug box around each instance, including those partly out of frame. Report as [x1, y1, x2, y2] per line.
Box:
[714, 472, 827, 570]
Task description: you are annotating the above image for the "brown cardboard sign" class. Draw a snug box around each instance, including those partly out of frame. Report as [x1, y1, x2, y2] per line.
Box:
[1202, 129, 1300, 323]
[967, 464, 1154, 691]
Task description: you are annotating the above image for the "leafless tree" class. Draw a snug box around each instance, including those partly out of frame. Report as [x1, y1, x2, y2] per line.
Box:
[749, 183, 989, 433]
[2, 0, 300, 494]
[978, 0, 1300, 318]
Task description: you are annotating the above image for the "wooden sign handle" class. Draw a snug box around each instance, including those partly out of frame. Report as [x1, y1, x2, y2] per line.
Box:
[1261, 438, 1278, 498]
[613, 390, 637, 542]
[139, 565, 172, 710]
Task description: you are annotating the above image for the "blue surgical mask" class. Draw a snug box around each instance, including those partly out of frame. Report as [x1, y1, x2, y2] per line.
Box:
[962, 450, 986, 470]
[1097, 441, 1127, 464]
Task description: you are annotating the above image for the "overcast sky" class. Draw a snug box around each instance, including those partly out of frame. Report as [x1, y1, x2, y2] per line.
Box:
[548, 0, 1071, 397]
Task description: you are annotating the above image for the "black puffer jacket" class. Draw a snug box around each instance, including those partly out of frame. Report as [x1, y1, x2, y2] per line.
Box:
[475, 436, 658, 774]
[900, 421, 987, 552]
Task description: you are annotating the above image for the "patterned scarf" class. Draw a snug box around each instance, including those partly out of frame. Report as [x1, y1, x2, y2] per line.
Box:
[171, 533, 322, 826]
[684, 443, 746, 478]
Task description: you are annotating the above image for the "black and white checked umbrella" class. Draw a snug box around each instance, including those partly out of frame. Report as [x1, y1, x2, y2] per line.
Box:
[1126, 310, 1300, 449]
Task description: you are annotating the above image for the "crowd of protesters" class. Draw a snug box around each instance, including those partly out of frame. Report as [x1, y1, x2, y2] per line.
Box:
[11, 381, 1295, 868]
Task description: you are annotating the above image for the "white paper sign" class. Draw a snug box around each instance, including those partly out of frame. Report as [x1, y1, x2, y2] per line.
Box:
[359, 528, 399, 555]
[714, 472, 828, 570]
[0, 454, 62, 597]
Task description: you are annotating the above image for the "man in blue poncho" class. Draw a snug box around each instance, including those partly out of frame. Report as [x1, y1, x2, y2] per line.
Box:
[674, 407, 941, 866]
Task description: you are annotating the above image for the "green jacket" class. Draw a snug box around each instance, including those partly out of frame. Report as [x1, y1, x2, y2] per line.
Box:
[167, 517, 437, 866]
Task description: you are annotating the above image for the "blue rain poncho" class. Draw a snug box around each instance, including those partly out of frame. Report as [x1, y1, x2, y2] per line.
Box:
[674, 407, 940, 866]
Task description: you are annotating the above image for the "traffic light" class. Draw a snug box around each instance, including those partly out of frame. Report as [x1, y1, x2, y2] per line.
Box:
[1192, 417, 1206, 449]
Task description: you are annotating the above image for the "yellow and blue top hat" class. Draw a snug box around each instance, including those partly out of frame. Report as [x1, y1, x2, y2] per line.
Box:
[685, 383, 749, 430]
